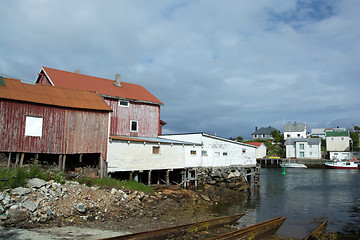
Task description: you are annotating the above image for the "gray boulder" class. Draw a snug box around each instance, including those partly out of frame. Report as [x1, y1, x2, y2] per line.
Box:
[11, 187, 30, 196]
[27, 178, 47, 188]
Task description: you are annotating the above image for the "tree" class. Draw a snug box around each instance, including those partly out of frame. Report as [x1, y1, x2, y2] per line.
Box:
[271, 130, 282, 143]
[236, 136, 243, 142]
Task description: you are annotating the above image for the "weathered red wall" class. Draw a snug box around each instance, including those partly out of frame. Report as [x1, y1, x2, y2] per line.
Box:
[105, 98, 160, 137]
[37, 72, 52, 85]
[0, 99, 109, 159]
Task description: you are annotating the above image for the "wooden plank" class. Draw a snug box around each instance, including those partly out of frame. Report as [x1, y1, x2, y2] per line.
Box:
[99, 214, 245, 240]
[209, 217, 286, 240]
[304, 220, 328, 240]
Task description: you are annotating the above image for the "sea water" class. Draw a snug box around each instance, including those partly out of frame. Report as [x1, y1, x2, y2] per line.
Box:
[214, 168, 360, 238]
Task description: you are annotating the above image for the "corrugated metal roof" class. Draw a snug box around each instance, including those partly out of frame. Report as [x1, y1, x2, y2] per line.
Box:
[0, 78, 112, 111]
[39, 67, 163, 105]
[284, 123, 306, 132]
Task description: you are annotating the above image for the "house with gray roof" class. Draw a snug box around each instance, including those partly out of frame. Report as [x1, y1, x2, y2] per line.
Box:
[285, 138, 321, 159]
[251, 126, 279, 140]
[284, 122, 307, 139]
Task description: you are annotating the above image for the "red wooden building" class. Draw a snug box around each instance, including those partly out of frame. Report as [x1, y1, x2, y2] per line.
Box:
[0, 77, 112, 176]
[36, 67, 164, 138]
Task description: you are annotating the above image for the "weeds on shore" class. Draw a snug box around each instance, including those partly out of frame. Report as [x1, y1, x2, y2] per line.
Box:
[0, 162, 65, 191]
[76, 177, 154, 193]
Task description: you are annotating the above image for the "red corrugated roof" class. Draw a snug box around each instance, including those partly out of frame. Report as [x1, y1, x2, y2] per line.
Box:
[246, 142, 264, 147]
[0, 78, 112, 111]
[40, 67, 163, 105]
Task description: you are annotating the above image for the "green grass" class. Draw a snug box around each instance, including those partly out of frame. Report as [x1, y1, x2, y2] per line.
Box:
[0, 163, 65, 191]
[76, 177, 154, 193]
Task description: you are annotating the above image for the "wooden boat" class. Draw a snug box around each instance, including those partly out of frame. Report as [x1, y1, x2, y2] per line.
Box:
[208, 216, 287, 240]
[325, 159, 358, 169]
[100, 213, 245, 240]
[304, 220, 328, 240]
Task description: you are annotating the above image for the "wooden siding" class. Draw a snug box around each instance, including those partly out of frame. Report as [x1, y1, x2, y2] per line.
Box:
[105, 98, 159, 137]
[37, 72, 52, 85]
[0, 99, 109, 159]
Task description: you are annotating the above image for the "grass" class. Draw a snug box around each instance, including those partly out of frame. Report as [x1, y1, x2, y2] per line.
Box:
[0, 162, 154, 193]
[0, 162, 65, 191]
[76, 177, 154, 193]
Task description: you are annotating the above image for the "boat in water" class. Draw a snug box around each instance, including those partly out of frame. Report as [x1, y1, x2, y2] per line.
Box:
[280, 162, 307, 168]
[325, 158, 358, 169]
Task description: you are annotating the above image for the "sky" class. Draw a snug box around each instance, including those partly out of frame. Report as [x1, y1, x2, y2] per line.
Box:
[1, 0, 360, 139]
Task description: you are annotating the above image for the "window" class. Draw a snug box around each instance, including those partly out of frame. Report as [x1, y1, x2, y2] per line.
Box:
[119, 100, 129, 107]
[201, 150, 208, 156]
[300, 152, 305, 157]
[190, 150, 197, 155]
[309, 152, 313, 156]
[215, 152, 220, 156]
[130, 120, 138, 132]
[287, 134, 290, 137]
[300, 144, 304, 150]
[341, 137, 344, 141]
[297, 134, 300, 137]
[262, 134, 265, 137]
[254, 135, 257, 138]
[25, 116, 43, 137]
[152, 146, 160, 154]
[223, 152, 228, 156]
[242, 149, 246, 153]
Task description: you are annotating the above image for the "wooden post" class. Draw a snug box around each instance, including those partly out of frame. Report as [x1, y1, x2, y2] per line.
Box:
[15, 153, 20, 168]
[19, 153, 25, 167]
[148, 170, 152, 185]
[58, 155, 63, 171]
[157, 171, 160, 184]
[7, 152, 11, 169]
[99, 155, 104, 178]
[129, 171, 133, 180]
[62, 155, 66, 171]
[166, 169, 170, 185]
[35, 154, 39, 161]
[79, 154, 83, 163]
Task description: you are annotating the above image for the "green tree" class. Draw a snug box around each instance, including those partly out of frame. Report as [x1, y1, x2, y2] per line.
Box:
[350, 131, 359, 151]
[236, 136, 243, 142]
[271, 130, 281, 143]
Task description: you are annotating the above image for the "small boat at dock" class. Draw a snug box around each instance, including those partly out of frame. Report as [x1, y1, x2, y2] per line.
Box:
[325, 159, 358, 169]
[304, 220, 328, 240]
[280, 162, 307, 168]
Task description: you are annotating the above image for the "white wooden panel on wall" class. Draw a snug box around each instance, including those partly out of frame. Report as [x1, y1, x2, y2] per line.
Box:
[108, 141, 185, 172]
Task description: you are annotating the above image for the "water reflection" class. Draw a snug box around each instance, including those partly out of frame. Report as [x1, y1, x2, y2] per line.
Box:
[211, 168, 360, 238]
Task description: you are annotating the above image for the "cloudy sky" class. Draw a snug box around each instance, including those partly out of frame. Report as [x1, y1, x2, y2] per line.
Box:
[1, 0, 359, 139]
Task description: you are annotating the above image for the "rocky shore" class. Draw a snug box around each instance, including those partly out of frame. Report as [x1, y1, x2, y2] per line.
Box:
[0, 177, 248, 237]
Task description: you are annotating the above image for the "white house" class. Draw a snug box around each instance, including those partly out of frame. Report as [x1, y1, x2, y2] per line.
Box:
[285, 138, 321, 159]
[284, 122, 307, 140]
[159, 133, 257, 167]
[251, 126, 279, 140]
[246, 142, 267, 158]
[325, 131, 350, 152]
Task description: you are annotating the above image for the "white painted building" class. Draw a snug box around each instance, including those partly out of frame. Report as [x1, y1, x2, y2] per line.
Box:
[284, 122, 307, 140]
[159, 133, 257, 167]
[246, 142, 267, 158]
[325, 131, 350, 152]
[108, 136, 201, 172]
[285, 138, 321, 159]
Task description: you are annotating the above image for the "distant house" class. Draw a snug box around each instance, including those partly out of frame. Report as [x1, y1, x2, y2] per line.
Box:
[0, 77, 111, 177]
[284, 122, 307, 139]
[36, 67, 164, 138]
[326, 131, 350, 152]
[251, 126, 278, 140]
[285, 138, 321, 159]
[310, 128, 326, 139]
[246, 142, 267, 158]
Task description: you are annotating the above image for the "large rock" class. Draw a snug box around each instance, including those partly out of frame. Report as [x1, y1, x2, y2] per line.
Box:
[22, 199, 38, 212]
[11, 187, 30, 196]
[6, 208, 29, 224]
[27, 178, 47, 188]
[74, 203, 87, 213]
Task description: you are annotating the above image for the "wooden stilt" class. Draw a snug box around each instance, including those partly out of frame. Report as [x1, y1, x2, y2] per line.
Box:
[15, 153, 20, 168]
[166, 169, 170, 185]
[19, 153, 25, 167]
[148, 170, 152, 185]
[129, 171, 133, 180]
[79, 154, 83, 163]
[35, 154, 39, 161]
[58, 155, 63, 171]
[62, 155, 66, 171]
[157, 171, 160, 185]
[7, 152, 11, 169]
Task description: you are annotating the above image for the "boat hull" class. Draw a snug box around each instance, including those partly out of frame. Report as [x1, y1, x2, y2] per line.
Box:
[325, 160, 358, 169]
[280, 163, 307, 168]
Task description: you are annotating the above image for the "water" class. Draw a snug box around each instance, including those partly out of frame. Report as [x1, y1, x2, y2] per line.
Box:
[215, 168, 360, 238]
